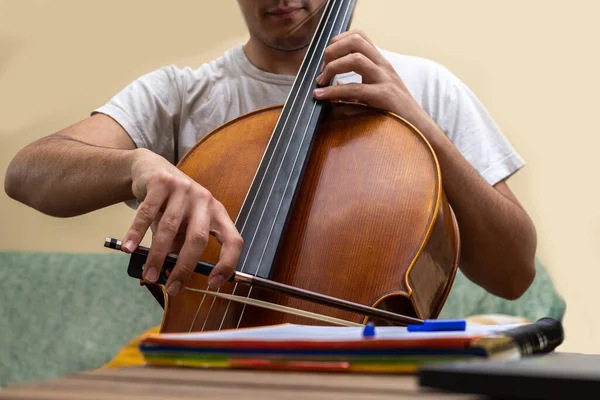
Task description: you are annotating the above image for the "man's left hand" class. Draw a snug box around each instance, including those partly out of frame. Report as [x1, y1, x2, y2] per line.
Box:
[313, 29, 422, 122]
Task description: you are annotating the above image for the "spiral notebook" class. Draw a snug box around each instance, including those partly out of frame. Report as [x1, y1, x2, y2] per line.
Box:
[136, 318, 563, 373]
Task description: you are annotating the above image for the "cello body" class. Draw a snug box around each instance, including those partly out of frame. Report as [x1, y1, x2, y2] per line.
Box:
[157, 102, 460, 333]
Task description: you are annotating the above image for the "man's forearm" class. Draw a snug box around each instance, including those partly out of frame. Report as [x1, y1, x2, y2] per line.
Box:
[409, 111, 537, 300]
[5, 135, 136, 217]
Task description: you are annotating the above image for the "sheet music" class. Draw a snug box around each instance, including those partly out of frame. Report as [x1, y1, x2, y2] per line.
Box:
[152, 323, 524, 342]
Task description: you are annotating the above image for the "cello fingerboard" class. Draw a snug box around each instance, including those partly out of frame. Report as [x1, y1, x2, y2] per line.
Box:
[233, 0, 356, 279]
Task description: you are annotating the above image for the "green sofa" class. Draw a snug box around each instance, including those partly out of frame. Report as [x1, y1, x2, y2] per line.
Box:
[0, 252, 566, 387]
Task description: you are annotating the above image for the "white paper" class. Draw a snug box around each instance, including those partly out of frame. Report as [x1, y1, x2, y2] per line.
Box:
[154, 322, 524, 342]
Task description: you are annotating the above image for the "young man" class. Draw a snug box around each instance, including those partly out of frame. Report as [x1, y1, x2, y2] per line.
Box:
[5, 0, 537, 301]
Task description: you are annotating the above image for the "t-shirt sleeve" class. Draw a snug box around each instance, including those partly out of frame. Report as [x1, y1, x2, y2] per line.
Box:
[432, 65, 525, 186]
[91, 65, 183, 164]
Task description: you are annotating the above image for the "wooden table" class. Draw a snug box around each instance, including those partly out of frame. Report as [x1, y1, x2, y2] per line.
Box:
[0, 366, 485, 399]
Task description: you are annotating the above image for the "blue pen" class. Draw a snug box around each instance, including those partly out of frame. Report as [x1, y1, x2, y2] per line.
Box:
[407, 319, 466, 332]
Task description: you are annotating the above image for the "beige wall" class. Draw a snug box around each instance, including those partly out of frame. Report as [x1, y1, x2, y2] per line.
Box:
[1, 1, 598, 353]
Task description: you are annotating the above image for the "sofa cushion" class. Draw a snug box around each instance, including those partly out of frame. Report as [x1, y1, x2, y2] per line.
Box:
[0, 252, 565, 386]
[438, 258, 566, 322]
[0, 252, 162, 387]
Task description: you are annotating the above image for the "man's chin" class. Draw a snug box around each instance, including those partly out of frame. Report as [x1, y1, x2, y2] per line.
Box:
[272, 43, 311, 52]
[261, 37, 312, 53]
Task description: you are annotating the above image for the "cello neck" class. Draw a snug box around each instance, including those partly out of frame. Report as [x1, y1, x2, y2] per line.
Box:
[233, 0, 356, 279]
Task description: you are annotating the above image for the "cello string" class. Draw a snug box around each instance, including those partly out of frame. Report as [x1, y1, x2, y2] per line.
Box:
[185, 287, 362, 327]
[217, 0, 338, 331]
[234, 0, 353, 329]
[188, 289, 214, 332]
[191, 0, 334, 332]
[230, 0, 334, 279]
[189, 1, 329, 333]
[233, 92, 319, 329]
[192, 0, 336, 333]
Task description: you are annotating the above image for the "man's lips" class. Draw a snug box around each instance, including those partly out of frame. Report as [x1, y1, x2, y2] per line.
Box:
[266, 8, 303, 19]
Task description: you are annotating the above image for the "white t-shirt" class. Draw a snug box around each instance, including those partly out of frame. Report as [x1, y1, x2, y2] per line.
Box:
[92, 43, 524, 187]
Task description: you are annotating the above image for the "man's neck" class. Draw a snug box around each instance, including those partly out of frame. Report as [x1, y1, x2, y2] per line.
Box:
[242, 38, 307, 76]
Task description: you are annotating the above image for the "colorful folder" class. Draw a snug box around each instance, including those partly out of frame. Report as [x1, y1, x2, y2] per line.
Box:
[137, 318, 563, 373]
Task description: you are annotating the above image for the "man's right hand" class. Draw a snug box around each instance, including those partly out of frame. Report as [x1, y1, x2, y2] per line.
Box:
[122, 148, 244, 296]
[5, 113, 242, 296]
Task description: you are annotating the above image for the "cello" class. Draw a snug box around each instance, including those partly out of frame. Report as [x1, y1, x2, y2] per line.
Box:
[106, 0, 460, 332]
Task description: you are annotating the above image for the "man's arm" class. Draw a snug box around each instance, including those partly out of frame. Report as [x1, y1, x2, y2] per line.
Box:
[5, 114, 243, 295]
[404, 115, 537, 300]
[5, 114, 138, 217]
[314, 29, 537, 300]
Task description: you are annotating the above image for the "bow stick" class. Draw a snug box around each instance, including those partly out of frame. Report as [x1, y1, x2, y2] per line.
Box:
[104, 237, 424, 326]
